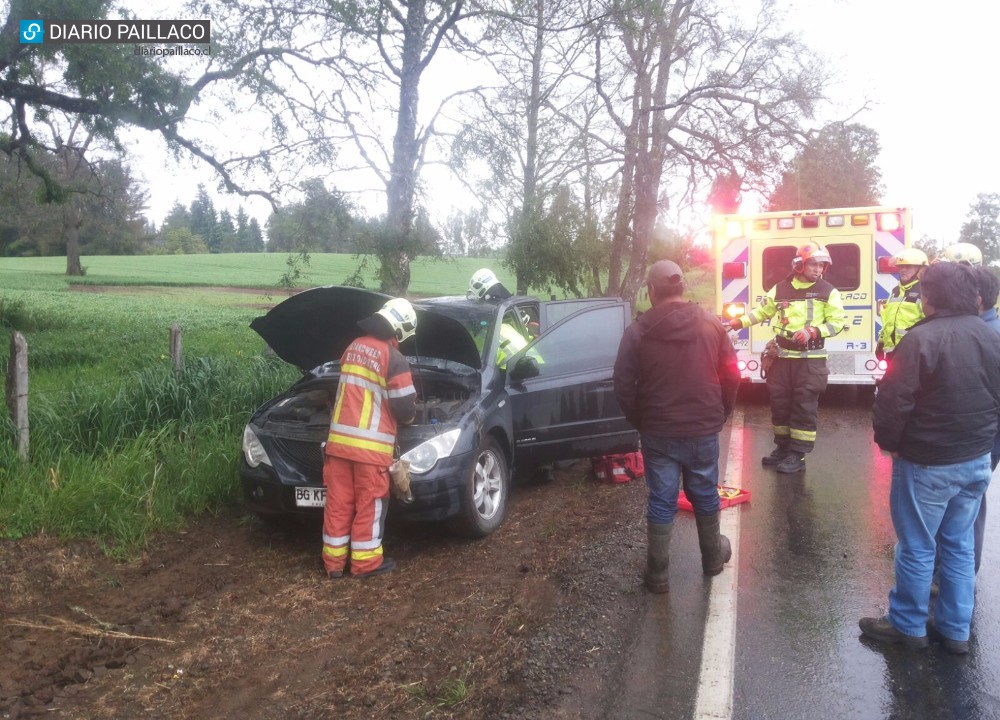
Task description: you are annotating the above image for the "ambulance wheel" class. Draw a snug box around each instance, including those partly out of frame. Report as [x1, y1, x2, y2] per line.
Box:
[449, 436, 509, 538]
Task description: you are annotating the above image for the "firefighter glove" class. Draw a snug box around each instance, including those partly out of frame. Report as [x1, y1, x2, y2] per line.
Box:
[389, 459, 414, 504]
[792, 326, 820, 346]
[875, 343, 885, 361]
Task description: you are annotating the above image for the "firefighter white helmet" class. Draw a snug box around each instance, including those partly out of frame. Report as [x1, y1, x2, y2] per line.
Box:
[376, 298, 418, 342]
[893, 248, 929, 267]
[941, 242, 983, 266]
[469, 268, 499, 299]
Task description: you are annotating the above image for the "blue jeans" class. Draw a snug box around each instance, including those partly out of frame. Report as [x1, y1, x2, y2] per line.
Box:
[640, 433, 721, 524]
[888, 454, 991, 640]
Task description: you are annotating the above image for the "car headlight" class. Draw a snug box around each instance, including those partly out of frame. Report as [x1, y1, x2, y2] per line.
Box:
[242, 426, 272, 468]
[401, 428, 462, 474]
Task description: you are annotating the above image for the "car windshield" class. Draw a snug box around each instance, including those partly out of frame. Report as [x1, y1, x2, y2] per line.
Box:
[414, 298, 497, 368]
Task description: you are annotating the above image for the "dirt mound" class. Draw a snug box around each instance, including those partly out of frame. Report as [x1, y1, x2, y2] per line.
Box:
[1, 462, 647, 719]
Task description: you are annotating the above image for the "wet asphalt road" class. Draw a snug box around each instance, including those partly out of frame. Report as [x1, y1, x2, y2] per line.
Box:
[599, 385, 1000, 720]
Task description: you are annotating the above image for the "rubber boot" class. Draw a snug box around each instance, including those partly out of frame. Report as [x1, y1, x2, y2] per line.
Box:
[644, 522, 673, 593]
[695, 512, 732, 576]
[761, 442, 790, 467]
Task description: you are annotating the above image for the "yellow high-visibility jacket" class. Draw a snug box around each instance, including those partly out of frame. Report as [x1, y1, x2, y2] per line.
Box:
[737, 277, 847, 359]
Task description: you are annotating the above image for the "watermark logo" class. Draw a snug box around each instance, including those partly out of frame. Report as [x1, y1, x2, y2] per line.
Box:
[20, 20, 44, 44]
[18, 20, 209, 44]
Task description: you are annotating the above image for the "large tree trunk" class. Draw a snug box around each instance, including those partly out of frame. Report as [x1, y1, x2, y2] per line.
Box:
[64, 201, 83, 276]
[381, 0, 427, 296]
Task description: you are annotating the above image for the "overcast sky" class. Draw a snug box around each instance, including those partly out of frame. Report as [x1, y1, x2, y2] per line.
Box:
[133, 0, 998, 246]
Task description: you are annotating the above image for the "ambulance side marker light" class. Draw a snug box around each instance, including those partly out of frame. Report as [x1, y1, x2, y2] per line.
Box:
[722, 262, 747, 279]
[724, 302, 746, 319]
[753, 219, 771, 231]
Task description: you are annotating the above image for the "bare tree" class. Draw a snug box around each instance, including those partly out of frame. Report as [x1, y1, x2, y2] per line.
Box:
[591, 0, 827, 303]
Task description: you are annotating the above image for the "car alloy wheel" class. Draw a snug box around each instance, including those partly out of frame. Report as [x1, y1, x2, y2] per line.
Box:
[449, 435, 509, 538]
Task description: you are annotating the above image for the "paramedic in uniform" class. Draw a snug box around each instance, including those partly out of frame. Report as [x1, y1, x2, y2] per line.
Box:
[877, 248, 929, 360]
[322, 298, 418, 578]
[728, 243, 846, 473]
[614, 260, 741, 592]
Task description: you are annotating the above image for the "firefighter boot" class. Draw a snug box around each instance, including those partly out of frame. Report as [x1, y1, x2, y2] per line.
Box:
[776, 453, 806, 474]
[760, 442, 788, 467]
[644, 522, 673, 593]
[695, 512, 732, 576]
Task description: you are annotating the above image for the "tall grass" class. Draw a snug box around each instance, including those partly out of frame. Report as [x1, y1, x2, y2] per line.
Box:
[0, 356, 297, 558]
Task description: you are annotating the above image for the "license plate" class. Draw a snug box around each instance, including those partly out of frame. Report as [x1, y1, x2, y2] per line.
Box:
[294, 486, 326, 507]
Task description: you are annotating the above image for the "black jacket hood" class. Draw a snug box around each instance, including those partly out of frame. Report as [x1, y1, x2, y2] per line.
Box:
[638, 301, 704, 343]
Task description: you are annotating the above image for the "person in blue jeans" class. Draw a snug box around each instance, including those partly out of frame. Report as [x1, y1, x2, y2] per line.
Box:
[613, 260, 741, 593]
[862, 261, 1000, 654]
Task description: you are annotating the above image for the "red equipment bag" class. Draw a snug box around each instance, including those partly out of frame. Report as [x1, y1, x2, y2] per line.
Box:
[592, 451, 645, 484]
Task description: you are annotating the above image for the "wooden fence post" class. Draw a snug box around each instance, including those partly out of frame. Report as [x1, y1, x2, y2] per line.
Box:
[5, 331, 29, 461]
[169, 323, 182, 378]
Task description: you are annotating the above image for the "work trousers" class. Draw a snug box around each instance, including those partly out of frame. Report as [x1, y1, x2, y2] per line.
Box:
[322, 456, 390, 576]
[765, 357, 829, 454]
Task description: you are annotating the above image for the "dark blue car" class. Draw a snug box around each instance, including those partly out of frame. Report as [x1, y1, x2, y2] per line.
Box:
[240, 286, 638, 537]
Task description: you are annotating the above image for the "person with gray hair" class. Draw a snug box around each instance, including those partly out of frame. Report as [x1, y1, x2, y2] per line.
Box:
[861, 261, 1000, 654]
[613, 260, 741, 593]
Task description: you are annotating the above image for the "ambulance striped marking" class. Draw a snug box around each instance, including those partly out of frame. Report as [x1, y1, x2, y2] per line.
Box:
[694, 408, 743, 720]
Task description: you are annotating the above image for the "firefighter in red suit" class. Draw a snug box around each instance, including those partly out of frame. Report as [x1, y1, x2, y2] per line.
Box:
[323, 298, 418, 578]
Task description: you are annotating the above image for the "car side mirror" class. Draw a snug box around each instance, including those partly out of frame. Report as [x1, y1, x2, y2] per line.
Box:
[508, 356, 540, 382]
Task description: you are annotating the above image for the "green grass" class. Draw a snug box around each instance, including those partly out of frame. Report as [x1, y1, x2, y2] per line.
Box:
[0, 253, 714, 556]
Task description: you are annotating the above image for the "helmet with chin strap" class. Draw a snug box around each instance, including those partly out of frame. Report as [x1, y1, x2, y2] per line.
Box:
[792, 242, 832, 271]
[375, 298, 418, 342]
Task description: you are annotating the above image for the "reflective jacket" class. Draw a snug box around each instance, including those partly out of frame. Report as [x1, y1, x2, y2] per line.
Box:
[738, 276, 846, 359]
[879, 278, 923, 351]
[326, 335, 416, 465]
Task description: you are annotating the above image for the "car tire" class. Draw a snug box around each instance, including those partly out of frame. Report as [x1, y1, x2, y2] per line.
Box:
[448, 435, 509, 538]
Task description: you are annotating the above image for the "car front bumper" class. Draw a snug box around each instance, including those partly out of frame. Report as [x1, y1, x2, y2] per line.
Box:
[239, 450, 475, 522]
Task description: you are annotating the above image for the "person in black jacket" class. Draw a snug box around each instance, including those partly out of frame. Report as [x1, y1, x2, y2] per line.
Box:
[860, 261, 1000, 654]
[613, 260, 741, 593]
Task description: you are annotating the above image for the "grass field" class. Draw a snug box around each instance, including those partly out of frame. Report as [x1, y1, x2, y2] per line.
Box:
[0, 253, 714, 555]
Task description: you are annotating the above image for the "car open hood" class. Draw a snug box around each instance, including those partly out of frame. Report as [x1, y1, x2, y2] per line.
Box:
[250, 286, 482, 371]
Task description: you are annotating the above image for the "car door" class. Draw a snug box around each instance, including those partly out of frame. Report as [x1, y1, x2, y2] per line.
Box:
[504, 301, 638, 468]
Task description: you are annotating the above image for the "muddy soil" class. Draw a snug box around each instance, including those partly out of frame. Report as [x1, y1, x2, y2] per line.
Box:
[0, 462, 649, 719]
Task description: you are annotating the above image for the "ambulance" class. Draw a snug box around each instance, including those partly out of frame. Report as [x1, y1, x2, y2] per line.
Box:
[713, 205, 913, 384]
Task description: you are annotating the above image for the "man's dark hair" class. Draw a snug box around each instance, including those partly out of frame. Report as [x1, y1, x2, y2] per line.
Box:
[920, 262, 980, 315]
[974, 266, 1000, 310]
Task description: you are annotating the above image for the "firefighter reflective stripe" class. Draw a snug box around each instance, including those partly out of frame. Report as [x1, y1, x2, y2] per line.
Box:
[496, 323, 528, 369]
[773, 425, 790, 437]
[352, 547, 384, 563]
[327, 336, 412, 465]
[879, 279, 924, 351]
[323, 544, 348, 559]
[790, 428, 817, 442]
[743, 278, 846, 358]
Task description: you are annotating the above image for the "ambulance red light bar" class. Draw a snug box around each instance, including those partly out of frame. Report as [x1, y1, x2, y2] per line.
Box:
[877, 256, 896, 274]
[878, 213, 902, 232]
[722, 262, 747, 279]
[801, 216, 820, 229]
